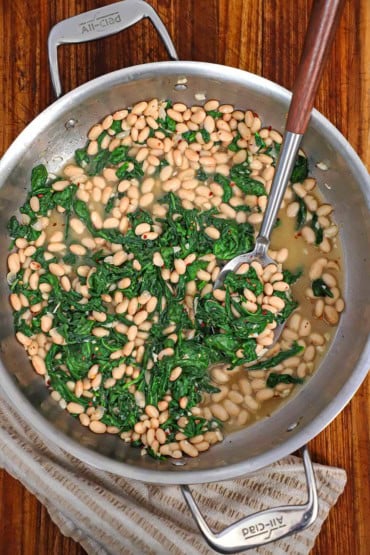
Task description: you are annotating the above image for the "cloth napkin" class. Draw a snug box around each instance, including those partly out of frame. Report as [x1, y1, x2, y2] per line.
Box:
[0, 390, 347, 555]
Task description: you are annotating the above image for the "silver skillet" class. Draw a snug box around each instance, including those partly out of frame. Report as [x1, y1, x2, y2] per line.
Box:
[0, 1, 369, 551]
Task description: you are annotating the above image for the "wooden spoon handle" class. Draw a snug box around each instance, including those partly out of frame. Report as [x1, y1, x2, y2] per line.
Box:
[286, 0, 345, 134]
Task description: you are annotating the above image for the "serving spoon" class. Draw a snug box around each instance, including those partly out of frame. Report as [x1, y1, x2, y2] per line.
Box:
[214, 0, 345, 348]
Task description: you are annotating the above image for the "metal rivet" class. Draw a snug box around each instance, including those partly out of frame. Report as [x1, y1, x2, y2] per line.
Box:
[287, 421, 299, 432]
[65, 119, 77, 129]
[174, 83, 188, 91]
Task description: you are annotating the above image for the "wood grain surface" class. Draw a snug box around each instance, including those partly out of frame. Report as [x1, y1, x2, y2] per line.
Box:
[0, 1, 369, 554]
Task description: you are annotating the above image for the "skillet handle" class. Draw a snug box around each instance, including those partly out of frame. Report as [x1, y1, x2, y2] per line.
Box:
[48, 0, 179, 98]
[181, 446, 318, 553]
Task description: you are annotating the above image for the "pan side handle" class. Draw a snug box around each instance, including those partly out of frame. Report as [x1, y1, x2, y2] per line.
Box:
[181, 446, 318, 553]
[48, 0, 179, 98]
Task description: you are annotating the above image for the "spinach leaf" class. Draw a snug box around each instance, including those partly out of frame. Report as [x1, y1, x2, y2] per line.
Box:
[49, 371, 90, 406]
[53, 184, 77, 210]
[116, 159, 144, 180]
[96, 131, 108, 149]
[312, 278, 334, 298]
[230, 161, 250, 181]
[291, 155, 308, 183]
[110, 120, 123, 134]
[109, 146, 129, 165]
[246, 341, 304, 370]
[212, 220, 254, 260]
[214, 173, 232, 202]
[283, 268, 303, 285]
[99, 387, 141, 431]
[224, 267, 263, 295]
[73, 140, 130, 176]
[200, 128, 211, 143]
[182, 130, 196, 143]
[206, 110, 222, 119]
[228, 133, 242, 152]
[7, 216, 41, 242]
[75, 148, 90, 168]
[235, 176, 265, 196]
[266, 373, 304, 388]
[230, 162, 266, 196]
[254, 132, 266, 150]
[196, 168, 208, 181]
[157, 114, 177, 134]
[205, 334, 240, 358]
[30, 164, 48, 194]
[88, 150, 110, 176]
[73, 199, 93, 230]
[295, 195, 307, 230]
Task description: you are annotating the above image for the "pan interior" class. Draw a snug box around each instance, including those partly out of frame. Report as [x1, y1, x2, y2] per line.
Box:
[0, 62, 369, 484]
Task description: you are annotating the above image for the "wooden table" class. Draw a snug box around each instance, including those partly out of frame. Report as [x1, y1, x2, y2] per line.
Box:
[0, 1, 369, 553]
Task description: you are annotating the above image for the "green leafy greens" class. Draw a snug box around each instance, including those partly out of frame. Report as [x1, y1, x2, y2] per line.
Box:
[312, 278, 334, 298]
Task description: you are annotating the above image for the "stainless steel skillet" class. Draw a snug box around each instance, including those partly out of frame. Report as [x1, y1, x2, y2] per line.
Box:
[0, 0, 369, 551]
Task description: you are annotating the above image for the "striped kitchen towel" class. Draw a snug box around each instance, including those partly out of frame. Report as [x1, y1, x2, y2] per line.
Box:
[0, 392, 346, 555]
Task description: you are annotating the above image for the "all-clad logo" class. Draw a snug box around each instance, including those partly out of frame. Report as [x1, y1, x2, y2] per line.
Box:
[79, 11, 122, 34]
[241, 516, 286, 541]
